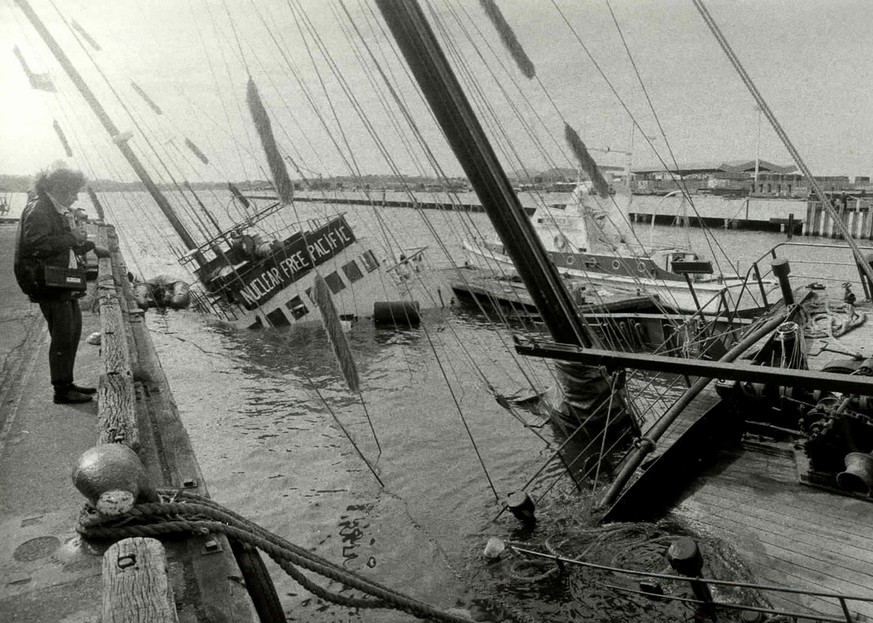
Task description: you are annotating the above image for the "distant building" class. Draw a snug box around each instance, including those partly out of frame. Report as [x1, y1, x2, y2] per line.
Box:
[632, 160, 873, 198]
[633, 160, 797, 196]
[519, 165, 626, 191]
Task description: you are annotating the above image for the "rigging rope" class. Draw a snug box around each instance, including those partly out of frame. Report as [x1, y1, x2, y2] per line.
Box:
[78, 490, 473, 623]
[691, 0, 873, 289]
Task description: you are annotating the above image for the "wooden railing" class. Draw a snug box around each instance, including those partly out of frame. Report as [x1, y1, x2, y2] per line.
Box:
[94, 223, 178, 622]
[95, 224, 138, 450]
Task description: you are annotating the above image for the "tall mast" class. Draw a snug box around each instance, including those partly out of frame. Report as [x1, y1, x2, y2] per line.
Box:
[15, 0, 198, 252]
[376, 0, 594, 348]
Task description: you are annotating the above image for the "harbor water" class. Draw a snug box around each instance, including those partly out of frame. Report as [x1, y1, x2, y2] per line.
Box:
[5, 189, 865, 620]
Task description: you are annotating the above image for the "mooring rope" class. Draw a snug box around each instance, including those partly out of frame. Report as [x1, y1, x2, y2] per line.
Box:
[78, 490, 472, 623]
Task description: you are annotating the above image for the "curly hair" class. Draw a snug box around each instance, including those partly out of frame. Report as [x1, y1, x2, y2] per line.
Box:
[33, 166, 86, 197]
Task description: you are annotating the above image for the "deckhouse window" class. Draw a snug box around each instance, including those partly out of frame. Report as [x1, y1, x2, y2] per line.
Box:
[266, 307, 290, 327]
[324, 271, 345, 294]
[285, 295, 309, 319]
[360, 250, 380, 273]
[342, 260, 364, 283]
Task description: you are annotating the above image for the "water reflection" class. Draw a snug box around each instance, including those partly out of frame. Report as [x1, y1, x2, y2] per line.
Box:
[148, 305, 559, 620]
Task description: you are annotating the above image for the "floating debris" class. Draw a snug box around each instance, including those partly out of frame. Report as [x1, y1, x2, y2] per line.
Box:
[484, 537, 506, 560]
[132, 275, 191, 311]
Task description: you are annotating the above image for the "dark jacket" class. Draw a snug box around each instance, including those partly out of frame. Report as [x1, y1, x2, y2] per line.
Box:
[13, 193, 94, 301]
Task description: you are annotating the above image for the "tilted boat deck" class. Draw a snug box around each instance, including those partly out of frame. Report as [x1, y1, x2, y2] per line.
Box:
[615, 289, 873, 620]
[675, 441, 873, 619]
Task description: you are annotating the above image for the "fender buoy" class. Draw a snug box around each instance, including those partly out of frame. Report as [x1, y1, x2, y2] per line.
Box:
[167, 281, 190, 309]
[133, 276, 191, 310]
[133, 282, 154, 310]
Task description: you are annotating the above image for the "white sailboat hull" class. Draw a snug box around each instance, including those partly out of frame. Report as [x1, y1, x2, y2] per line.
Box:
[462, 239, 776, 317]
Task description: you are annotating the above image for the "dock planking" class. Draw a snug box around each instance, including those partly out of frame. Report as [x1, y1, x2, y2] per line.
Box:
[96, 224, 260, 622]
[609, 287, 873, 621]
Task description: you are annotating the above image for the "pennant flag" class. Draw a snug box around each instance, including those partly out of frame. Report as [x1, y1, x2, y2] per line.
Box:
[14, 46, 56, 92]
[479, 0, 535, 79]
[72, 20, 101, 51]
[565, 123, 610, 198]
[184, 137, 209, 165]
[13, 46, 32, 77]
[53, 119, 73, 156]
[246, 77, 294, 205]
[312, 274, 360, 393]
[131, 82, 163, 115]
[228, 182, 252, 210]
[29, 73, 56, 92]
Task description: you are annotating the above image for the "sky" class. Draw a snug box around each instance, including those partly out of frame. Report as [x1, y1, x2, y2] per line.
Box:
[1, 0, 872, 184]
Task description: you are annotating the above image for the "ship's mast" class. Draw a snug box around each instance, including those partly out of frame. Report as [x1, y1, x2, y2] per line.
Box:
[376, 0, 595, 348]
[15, 0, 198, 253]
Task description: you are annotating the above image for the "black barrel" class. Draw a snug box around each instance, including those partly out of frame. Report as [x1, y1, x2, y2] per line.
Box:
[373, 301, 421, 327]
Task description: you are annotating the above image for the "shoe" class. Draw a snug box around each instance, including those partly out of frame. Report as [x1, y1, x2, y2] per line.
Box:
[70, 383, 97, 395]
[54, 388, 93, 404]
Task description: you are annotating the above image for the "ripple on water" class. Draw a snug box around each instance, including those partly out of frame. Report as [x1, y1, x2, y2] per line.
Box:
[143, 279, 773, 621]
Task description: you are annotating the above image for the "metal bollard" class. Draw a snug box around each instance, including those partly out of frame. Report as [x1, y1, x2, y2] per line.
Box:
[506, 491, 536, 526]
[770, 258, 794, 306]
[667, 537, 715, 618]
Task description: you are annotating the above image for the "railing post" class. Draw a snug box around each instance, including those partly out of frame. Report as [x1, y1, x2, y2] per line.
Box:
[752, 262, 770, 311]
[839, 596, 855, 622]
[771, 258, 794, 306]
[683, 274, 702, 312]
[667, 537, 714, 618]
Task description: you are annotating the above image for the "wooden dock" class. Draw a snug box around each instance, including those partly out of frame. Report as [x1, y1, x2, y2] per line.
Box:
[805, 193, 873, 240]
[0, 223, 260, 621]
[604, 282, 873, 621]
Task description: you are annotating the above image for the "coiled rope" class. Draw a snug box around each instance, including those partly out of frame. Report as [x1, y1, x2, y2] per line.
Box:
[78, 490, 472, 623]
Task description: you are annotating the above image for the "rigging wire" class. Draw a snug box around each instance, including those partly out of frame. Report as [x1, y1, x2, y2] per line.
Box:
[349, 0, 563, 394]
[433, 0, 690, 324]
[545, 0, 738, 290]
[603, 0, 732, 272]
[45, 0, 217, 248]
[8, 0, 170, 280]
[691, 0, 873, 287]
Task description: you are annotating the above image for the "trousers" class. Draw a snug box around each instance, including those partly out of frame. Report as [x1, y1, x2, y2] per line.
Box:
[38, 297, 82, 388]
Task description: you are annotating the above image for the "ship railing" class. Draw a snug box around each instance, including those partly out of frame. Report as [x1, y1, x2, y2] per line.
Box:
[385, 246, 428, 274]
[178, 200, 346, 269]
[510, 544, 871, 623]
[742, 241, 873, 304]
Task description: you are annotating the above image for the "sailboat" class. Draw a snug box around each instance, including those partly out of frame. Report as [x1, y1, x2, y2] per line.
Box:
[462, 179, 777, 317]
[379, 2, 873, 621]
[13, 1, 437, 332]
[13, 0, 873, 621]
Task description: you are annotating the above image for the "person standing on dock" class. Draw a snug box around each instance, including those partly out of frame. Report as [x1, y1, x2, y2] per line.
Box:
[13, 166, 107, 404]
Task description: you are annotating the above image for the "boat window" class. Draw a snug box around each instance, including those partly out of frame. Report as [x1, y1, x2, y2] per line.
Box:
[285, 296, 309, 319]
[342, 260, 364, 283]
[324, 271, 346, 294]
[360, 250, 380, 273]
[266, 307, 290, 327]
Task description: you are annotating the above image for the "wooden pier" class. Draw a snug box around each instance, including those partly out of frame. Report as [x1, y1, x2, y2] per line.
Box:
[0, 223, 260, 622]
[628, 210, 805, 235]
[804, 192, 873, 240]
[600, 281, 873, 621]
